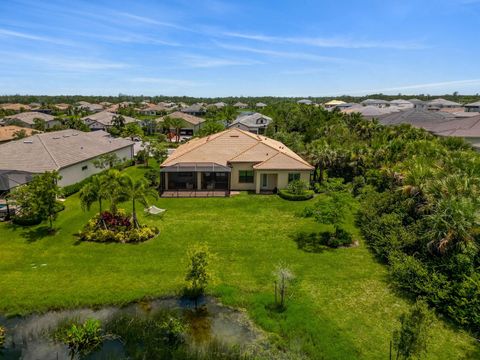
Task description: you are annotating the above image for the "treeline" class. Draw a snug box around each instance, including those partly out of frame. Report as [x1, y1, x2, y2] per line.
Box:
[1, 94, 479, 106]
[264, 104, 480, 334]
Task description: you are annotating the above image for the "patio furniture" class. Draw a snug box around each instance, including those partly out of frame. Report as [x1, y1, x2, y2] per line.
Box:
[145, 206, 166, 216]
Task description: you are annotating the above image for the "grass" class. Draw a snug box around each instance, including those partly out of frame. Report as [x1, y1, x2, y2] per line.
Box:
[0, 164, 478, 359]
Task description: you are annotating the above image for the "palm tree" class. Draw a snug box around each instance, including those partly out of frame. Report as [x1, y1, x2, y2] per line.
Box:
[164, 116, 184, 142]
[100, 170, 125, 213]
[306, 140, 338, 183]
[120, 175, 158, 228]
[79, 175, 106, 213]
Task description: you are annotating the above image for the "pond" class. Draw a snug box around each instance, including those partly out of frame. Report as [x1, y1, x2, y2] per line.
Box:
[0, 297, 267, 360]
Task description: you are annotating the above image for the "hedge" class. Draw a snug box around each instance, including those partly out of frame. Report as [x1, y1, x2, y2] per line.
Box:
[12, 201, 65, 226]
[61, 177, 92, 197]
[278, 189, 314, 201]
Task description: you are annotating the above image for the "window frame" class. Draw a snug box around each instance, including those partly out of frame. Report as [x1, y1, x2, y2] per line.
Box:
[288, 172, 300, 183]
[238, 170, 254, 183]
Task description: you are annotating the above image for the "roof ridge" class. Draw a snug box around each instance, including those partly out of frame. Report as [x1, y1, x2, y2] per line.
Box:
[37, 133, 60, 169]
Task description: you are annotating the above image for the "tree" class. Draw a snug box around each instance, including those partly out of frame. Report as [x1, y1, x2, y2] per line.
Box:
[392, 300, 433, 360]
[122, 122, 144, 140]
[93, 153, 120, 169]
[164, 116, 184, 142]
[184, 244, 214, 308]
[119, 175, 158, 228]
[79, 176, 106, 213]
[100, 169, 125, 213]
[306, 140, 338, 183]
[309, 191, 352, 231]
[33, 118, 46, 131]
[109, 115, 126, 136]
[273, 263, 295, 310]
[13, 129, 28, 140]
[198, 120, 225, 136]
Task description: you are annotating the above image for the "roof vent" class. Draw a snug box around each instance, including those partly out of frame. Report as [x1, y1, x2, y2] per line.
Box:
[230, 135, 239, 138]
[63, 135, 70, 138]
[23, 140, 33, 144]
[52, 136, 60, 139]
[72, 133, 78, 136]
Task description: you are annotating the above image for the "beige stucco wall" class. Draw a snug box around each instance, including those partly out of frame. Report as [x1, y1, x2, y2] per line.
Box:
[58, 146, 133, 187]
[230, 163, 257, 191]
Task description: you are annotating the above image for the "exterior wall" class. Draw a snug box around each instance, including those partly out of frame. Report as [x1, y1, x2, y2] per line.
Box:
[230, 163, 257, 191]
[230, 163, 311, 193]
[46, 120, 62, 129]
[58, 146, 133, 187]
[255, 170, 310, 193]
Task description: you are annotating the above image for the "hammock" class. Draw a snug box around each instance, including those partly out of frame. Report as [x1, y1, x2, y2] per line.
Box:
[145, 205, 166, 215]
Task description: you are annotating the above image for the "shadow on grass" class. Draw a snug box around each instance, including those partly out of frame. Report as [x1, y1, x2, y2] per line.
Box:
[20, 226, 56, 243]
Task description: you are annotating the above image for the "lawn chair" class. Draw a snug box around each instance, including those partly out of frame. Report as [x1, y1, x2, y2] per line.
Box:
[145, 205, 166, 217]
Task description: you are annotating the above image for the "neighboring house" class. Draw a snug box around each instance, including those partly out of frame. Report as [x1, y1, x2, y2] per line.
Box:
[377, 108, 480, 148]
[211, 102, 226, 108]
[324, 100, 346, 109]
[3, 112, 61, 129]
[77, 101, 104, 113]
[0, 130, 134, 192]
[0, 103, 31, 112]
[465, 101, 480, 113]
[360, 99, 390, 108]
[256, 102, 267, 108]
[389, 99, 414, 109]
[342, 105, 392, 118]
[234, 102, 248, 108]
[181, 103, 206, 116]
[55, 103, 71, 111]
[137, 103, 169, 116]
[157, 111, 205, 139]
[160, 128, 313, 195]
[408, 99, 427, 109]
[82, 111, 138, 131]
[336, 103, 359, 110]
[426, 98, 462, 110]
[297, 99, 313, 105]
[0, 126, 39, 144]
[228, 112, 272, 134]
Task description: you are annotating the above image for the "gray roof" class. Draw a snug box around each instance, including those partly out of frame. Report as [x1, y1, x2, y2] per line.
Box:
[82, 111, 137, 126]
[0, 130, 133, 173]
[361, 99, 390, 105]
[297, 99, 313, 105]
[427, 98, 462, 107]
[465, 101, 480, 107]
[229, 112, 272, 129]
[433, 115, 480, 138]
[389, 99, 414, 106]
[4, 111, 55, 125]
[256, 102, 267, 107]
[408, 98, 426, 105]
[182, 104, 205, 113]
[77, 101, 104, 112]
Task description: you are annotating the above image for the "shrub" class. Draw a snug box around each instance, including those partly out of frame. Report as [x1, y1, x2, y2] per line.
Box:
[287, 180, 308, 195]
[62, 177, 93, 197]
[278, 189, 314, 201]
[313, 177, 348, 194]
[53, 318, 103, 359]
[0, 326, 5, 348]
[293, 229, 353, 252]
[12, 201, 65, 226]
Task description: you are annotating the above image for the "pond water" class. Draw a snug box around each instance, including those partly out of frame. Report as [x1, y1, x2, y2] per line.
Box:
[0, 297, 265, 360]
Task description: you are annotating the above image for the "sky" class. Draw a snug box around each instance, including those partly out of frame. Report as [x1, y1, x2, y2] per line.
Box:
[0, 0, 480, 97]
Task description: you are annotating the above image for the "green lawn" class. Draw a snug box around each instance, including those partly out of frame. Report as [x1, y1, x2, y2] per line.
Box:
[0, 165, 478, 359]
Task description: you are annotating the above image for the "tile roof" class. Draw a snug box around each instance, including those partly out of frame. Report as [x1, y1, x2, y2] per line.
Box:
[82, 111, 138, 126]
[161, 128, 313, 170]
[157, 111, 205, 126]
[4, 111, 55, 125]
[0, 130, 133, 173]
[229, 112, 272, 129]
[426, 98, 462, 107]
[0, 103, 31, 111]
[0, 126, 39, 142]
[465, 101, 480, 107]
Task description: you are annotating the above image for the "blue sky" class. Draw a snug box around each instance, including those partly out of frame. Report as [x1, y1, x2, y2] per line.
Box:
[0, 0, 480, 97]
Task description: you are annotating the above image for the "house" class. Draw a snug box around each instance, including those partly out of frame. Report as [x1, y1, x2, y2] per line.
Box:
[211, 102, 226, 109]
[156, 111, 205, 140]
[389, 99, 414, 109]
[324, 100, 346, 109]
[342, 105, 391, 119]
[0, 126, 39, 144]
[160, 128, 313, 195]
[82, 111, 138, 131]
[0, 130, 134, 192]
[297, 99, 313, 105]
[2, 112, 61, 129]
[426, 98, 462, 110]
[408, 99, 427, 109]
[465, 101, 480, 113]
[77, 101, 104, 113]
[234, 102, 248, 109]
[55, 103, 71, 111]
[137, 103, 169, 116]
[0, 103, 31, 112]
[181, 103, 206, 116]
[228, 112, 272, 134]
[256, 102, 267, 108]
[360, 99, 390, 108]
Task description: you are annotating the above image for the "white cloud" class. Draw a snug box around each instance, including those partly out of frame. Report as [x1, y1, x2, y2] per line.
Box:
[223, 32, 425, 50]
[130, 77, 204, 87]
[352, 79, 480, 94]
[179, 54, 263, 68]
[0, 28, 73, 45]
[215, 42, 351, 63]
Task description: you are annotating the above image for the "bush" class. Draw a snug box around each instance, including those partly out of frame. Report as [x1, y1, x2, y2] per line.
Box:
[78, 210, 159, 243]
[313, 177, 348, 194]
[61, 177, 92, 197]
[0, 326, 5, 348]
[12, 201, 65, 226]
[293, 228, 353, 252]
[278, 189, 314, 201]
[287, 180, 308, 195]
[53, 318, 103, 359]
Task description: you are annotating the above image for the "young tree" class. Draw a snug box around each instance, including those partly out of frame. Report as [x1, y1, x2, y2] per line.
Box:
[13, 129, 28, 140]
[33, 118, 46, 131]
[28, 171, 62, 230]
[122, 122, 144, 140]
[184, 244, 214, 308]
[392, 300, 433, 360]
[273, 263, 295, 310]
[119, 175, 158, 228]
[310, 191, 352, 231]
[100, 169, 125, 213]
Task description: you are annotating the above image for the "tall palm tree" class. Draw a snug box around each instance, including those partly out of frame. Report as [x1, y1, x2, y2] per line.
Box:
[100, 170, 125, 213]
[306, 140, 338, 183]
[120, 175, 158, 228]
[164, 116, 184, 142]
